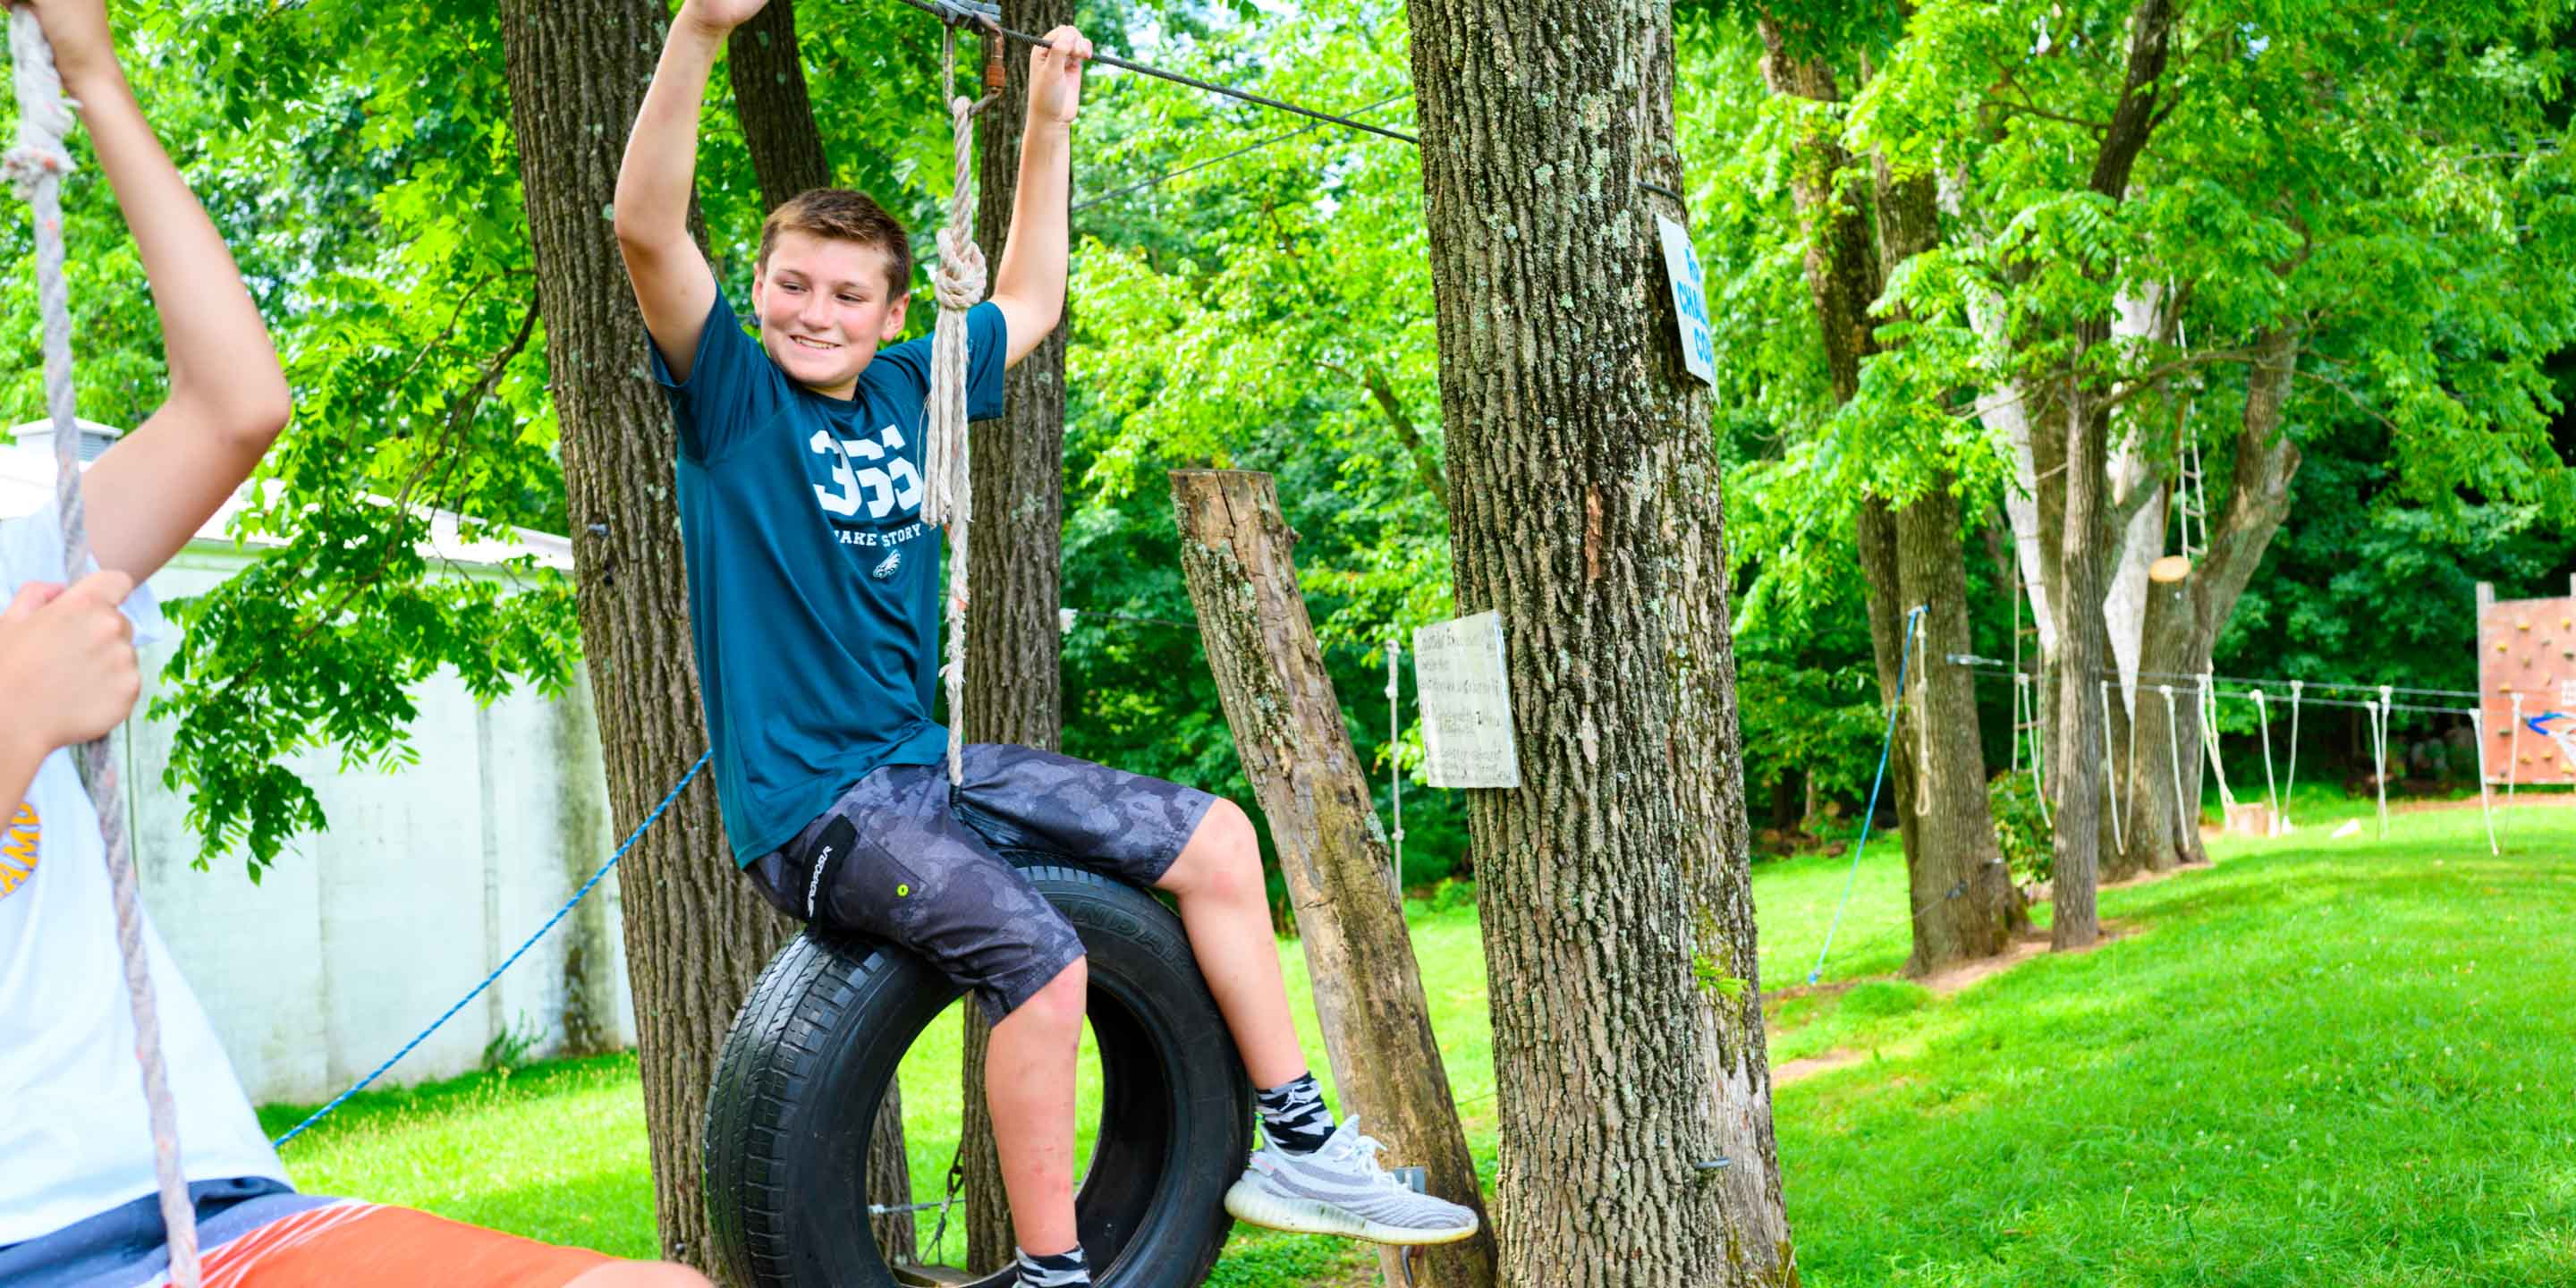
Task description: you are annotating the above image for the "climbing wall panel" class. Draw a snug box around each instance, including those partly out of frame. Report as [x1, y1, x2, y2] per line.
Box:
[2480, 589, 2576, 786]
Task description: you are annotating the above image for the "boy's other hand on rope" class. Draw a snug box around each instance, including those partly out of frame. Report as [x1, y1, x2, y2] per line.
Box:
[0, 570, 140, 756]
[15, 0, 115, 86]
[680, 0, 772, 36]
[1028, 26, 1091, 127]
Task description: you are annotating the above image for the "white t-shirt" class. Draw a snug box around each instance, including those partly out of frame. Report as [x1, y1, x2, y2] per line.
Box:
[0, 507, 287, 1248]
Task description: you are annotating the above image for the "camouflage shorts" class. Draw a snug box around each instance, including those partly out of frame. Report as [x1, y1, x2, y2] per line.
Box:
[746, 744, 1220, 1024]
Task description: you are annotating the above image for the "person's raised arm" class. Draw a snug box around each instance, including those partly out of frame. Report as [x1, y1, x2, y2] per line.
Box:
[29, 0, 292, 583]
[616, 0, 768, 380]
[988, 27, 1090, 368]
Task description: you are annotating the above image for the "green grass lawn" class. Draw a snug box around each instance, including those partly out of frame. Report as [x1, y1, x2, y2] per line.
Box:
[258, 789, 2576, 1285]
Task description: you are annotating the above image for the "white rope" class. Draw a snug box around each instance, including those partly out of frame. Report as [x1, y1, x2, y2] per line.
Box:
[922, 30, 995, 785]
[2470, 709, 2499, 856]
[2123, 667, 2141, 844]
[2023, 665, 2049, 829]
[2505, 692, 2522, 834]
[2198, 670, 2237, 812]
[2253, 690, 2278, 837]
[8, 12, 199, 1283]
[2098, 680, 2123, 855]
[2282, 680, 2302, 832]
[2160, 684, 2189, 843]
[2370, 685, 2392, 838]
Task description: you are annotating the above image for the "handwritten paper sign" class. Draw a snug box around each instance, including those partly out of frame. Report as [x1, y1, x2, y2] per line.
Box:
[1412, 611, 1521, 789]
[1657, 214, 1716, 386]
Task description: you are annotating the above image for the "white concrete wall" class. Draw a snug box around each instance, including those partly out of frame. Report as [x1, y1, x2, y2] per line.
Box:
[125, 547, 637, 1106]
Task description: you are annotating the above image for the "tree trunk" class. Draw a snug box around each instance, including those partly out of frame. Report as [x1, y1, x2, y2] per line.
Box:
[1896, 483, 2027, 970]
[498, 1, 795, 1272]
[956, 3, 1072, 1269]
[727, 1, 829, 210]
[1407, 1, 1792, 1279]
[2049, 389, 2112, 949]
[1871, 129, 2021, 970]
[2122, 330, 2301, 876]
[1172, 470, 1498, 1288]
[1755, 17, 1926, 911]
[1763, 13, 2016, 972]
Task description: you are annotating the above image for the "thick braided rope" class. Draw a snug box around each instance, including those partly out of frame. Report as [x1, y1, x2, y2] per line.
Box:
[923, 32, 992, 785]
[7, 12, 201, 1284]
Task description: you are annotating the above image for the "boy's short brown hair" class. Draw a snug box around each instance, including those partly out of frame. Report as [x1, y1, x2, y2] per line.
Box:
[755, 189, 913, 298]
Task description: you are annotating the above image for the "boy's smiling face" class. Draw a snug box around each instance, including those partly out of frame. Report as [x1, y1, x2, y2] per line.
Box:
[750, 229, 911, 400]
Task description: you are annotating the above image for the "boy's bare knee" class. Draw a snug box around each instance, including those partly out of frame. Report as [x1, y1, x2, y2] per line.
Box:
[1009, 955, 1089, 1033]
[1171, 800, 1260, 899]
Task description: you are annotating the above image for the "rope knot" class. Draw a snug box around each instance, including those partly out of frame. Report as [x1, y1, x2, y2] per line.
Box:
[932, 224, 987, 311]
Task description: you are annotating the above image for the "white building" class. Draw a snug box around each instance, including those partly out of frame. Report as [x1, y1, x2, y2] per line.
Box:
[4, 419, 638, 1106]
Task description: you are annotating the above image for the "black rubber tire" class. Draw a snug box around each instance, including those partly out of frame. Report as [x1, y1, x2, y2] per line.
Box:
[703, 853, 1251, 1288]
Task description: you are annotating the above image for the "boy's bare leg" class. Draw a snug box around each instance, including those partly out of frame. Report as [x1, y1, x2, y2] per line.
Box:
[1154, 801, 1306, 1089]
[984, 957, 1089, 1256]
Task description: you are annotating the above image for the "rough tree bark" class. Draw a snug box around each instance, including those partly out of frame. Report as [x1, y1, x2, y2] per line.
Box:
[1172, 470, 1498, 1288]
[1760, 13, 2021, 972]
[498, 0, 794, 1271]
[2120, 330, 2301, 875]
[957, 2, 1072, 1270]
[726, 2, 827, 210]
[1754, 17, 1925, 898]
[1407, 1, 1792, 1280]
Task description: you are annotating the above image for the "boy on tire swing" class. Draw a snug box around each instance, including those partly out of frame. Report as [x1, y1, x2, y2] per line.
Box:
[613, 3, 1478, 1284]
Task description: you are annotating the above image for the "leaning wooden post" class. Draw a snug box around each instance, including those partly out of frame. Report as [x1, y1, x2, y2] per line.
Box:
[1171, 470, 1498, 1288]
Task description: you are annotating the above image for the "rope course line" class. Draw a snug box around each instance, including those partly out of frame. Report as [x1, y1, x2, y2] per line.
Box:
[1809, 605, 1925, 987]
[2253, 690, 2279, 837]
[2470, 709, 2500, 856]
[894, 0, 1421, 146]
[7, 13, 199, 1284]
[2369, 686, 2392, 837]
[2097, 681, 2123, 855]
[2283, 681, 2302, 832]
[2159, 685, 2188, 842]
[1947, 657, 2482, 717]
[270, 751, 712, 1149]
[1071, 92, 1412, 213]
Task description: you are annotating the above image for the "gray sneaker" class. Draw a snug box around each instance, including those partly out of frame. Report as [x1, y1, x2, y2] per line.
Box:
[1223, 1117, 1480, 1245]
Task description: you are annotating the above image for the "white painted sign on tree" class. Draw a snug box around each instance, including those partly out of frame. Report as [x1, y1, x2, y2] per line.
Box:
[1412, 610, 1521, 789]
[1657, 214, 1716, 386]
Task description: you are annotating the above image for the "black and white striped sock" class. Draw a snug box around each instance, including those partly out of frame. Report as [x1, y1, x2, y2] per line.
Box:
[1256, 1071, 1335, 1155]
[1015, 1245, 1089, 1288]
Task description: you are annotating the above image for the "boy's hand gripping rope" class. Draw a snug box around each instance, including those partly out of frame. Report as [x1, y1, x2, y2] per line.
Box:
[921, 20, 1003, 784]
[8, 11, 201, 1284]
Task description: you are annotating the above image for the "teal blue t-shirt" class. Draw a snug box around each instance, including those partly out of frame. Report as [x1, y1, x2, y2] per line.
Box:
[650, 282, 1008, 867]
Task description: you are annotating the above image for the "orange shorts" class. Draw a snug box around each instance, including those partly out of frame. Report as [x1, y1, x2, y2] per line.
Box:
[175, 1200, 614, 1288]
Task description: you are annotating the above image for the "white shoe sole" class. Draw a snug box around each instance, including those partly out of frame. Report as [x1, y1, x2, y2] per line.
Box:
[1224, 1176, 1479, 1246]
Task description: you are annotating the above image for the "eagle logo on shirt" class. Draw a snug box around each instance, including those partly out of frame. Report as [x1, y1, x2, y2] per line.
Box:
[872, 550, 902, 580]
[1, 803, 38, 899]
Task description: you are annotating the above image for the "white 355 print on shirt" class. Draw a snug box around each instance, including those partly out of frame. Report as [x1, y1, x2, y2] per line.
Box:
[809, 424, 925, 521]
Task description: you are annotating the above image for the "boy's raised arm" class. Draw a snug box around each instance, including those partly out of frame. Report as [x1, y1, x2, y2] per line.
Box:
[616, 0, 765, 381]
[34, 0, 292, 583]
[989, 28, 1091, 369]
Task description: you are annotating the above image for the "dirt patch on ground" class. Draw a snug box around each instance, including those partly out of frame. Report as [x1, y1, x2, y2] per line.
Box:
[1774, 1047, 1868, 1087]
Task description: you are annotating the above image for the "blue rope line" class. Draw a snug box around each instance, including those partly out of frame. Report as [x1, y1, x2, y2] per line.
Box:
[271, 750, 713, 1148]
[1809, 605, 1926, 987]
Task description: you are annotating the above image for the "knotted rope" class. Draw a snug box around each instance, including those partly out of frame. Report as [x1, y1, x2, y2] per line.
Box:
[2097, 680, 2124, 856]
[922, 21, 1001, 784]
[2253, 690, 2279, 837]
[8, 12, 200, 1284]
